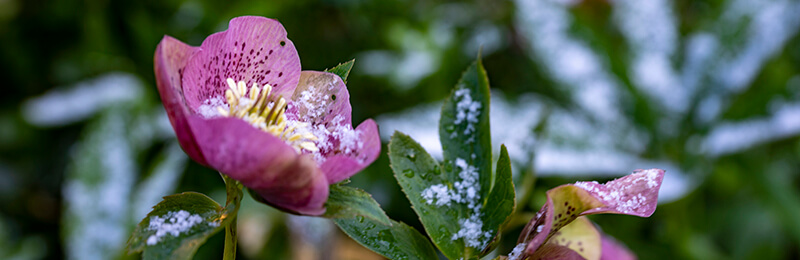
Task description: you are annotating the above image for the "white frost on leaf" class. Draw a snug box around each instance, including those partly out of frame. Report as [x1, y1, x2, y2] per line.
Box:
[421, 184, 455, 206]
[145, 210, 207, 246]
[452, 88, 481, 140]
[420, 157, 492, 249]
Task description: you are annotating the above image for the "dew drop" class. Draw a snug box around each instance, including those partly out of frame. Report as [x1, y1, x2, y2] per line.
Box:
[403, 169, 414, 178]
[444, 161, 453, 173]
[432, 165, 441, 175]
[356, 216, 365, 223]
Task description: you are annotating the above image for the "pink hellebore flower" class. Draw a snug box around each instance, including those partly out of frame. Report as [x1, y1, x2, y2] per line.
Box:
[510, 169, 665, 260]
[154, 16, 380, 215]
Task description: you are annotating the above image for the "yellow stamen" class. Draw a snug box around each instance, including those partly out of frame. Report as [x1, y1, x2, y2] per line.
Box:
[216, 78, 319, 153]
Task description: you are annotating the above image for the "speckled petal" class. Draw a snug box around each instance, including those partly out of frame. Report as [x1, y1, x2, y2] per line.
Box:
[153, 36, 207, 166]
[290, 71, 352, 127]
[519, 169, 664, 255]
[186, 115, 329, 215]
[530, 244, 586, 260]
[600, 235, 636, 260]
[320, 119, 381, 183]
[542, 217, 601, 260]
[182, 16, 301, 113]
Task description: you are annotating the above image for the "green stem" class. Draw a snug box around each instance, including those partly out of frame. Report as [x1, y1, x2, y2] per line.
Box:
[221, 173, 243, 260]
[224, 217, 238, 260]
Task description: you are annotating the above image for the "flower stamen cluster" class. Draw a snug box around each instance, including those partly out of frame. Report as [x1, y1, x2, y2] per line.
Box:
[216, 78, 319, 153]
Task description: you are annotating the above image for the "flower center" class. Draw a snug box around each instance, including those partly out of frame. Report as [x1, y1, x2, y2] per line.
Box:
[213, 78, 319, 153]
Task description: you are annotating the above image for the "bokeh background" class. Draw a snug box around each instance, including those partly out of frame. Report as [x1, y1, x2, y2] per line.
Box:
[1, 0, 799, 259]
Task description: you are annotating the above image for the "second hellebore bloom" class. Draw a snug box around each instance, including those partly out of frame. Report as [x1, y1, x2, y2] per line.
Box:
[510, 169, 665, 260]
[154, 16, 380, 215]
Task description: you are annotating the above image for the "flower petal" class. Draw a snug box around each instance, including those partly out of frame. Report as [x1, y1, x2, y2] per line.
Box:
[519, 169, 664, 255]
[186, 115, 329, 215]
[542, 217, 601, 260]
[153, 36, 207, 166]
[290, 71, 352, 127]
[530, 244, 586, 260]
[319, 119, 381, 183]
[249, 154, 330, 216]
[182, 16, 301, 113]
[600, 235, 637, 260]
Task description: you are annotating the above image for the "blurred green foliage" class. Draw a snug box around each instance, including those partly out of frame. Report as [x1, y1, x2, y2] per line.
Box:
[0, 0, 799, 259]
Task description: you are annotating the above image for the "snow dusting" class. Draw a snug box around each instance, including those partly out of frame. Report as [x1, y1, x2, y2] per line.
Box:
[145, 210, 210, 246]
[452, 88, 481, 140]
[573, 169, 661, 214]
[290, 80, 366, 164]
[507, 243, 527, 260]
[198, 96, 228, 118]
[420, 157, 492, 249]
[421, 184, 453, 206]
[303, 114, 365, 164]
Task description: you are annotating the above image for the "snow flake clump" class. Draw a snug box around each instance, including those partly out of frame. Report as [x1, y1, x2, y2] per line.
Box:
[198, 96, 228, 118]
[291, 81, 366, 164]
[420, 157, 492, 249]
[452, 88, 481, 140]
[297, 86, 330, 120]
[304, 114, 365, 164]
[507, 243, 527, 260]
[421, 184, 455, 206]
[452, 214, 493, 248]
[145, 210, 207, 246]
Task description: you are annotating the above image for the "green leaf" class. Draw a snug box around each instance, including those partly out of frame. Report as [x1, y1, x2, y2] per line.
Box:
[439, 57, 493, 200]
[324, 59, 355, 84]
[334, 218, 438, 260]
[127, 192, 235, 260]
[390, 131, 471, 259]
[480, 145, 516, 254]
[323, 184, 392, 226]
[326, 183, 434, 259]
[389, 57, 509, 259]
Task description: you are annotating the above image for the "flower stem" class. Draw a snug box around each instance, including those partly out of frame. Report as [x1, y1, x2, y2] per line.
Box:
[221, 173, 243, 260]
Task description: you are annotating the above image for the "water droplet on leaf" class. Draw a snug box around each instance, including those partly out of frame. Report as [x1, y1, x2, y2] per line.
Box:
[403, 169, 414, 178]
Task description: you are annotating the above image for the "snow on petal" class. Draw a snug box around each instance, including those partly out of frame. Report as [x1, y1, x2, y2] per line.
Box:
[518, 169, 664, 255]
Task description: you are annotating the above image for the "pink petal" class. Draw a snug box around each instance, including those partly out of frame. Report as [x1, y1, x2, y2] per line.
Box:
[600, 235, 637, 260]
[186, 115, 329, 215]
[320, 119, 382, 183]
[153, 36, 207, 166]
[519, 169, 665, 255]
[290, 71, 352, 127]
[182, 16, 302, 113]
[530, 244, 586, 260]
[574, 169, 664, 217]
